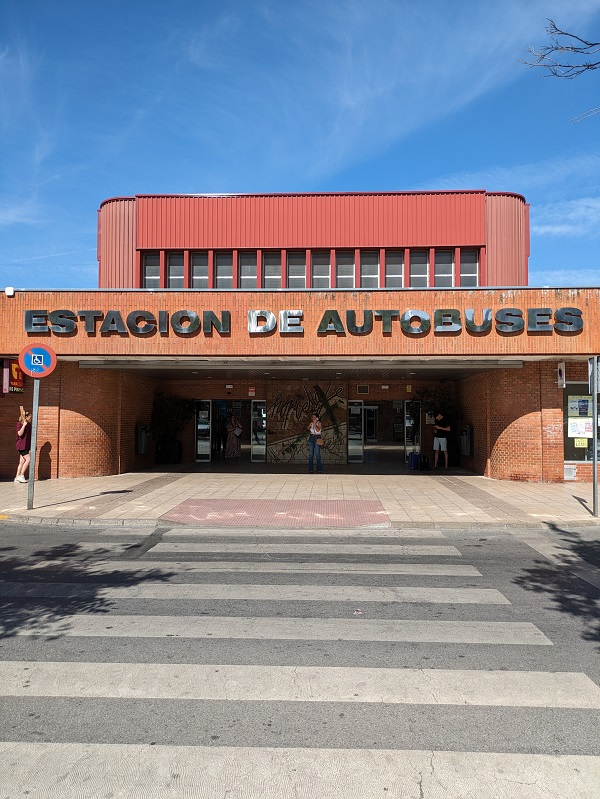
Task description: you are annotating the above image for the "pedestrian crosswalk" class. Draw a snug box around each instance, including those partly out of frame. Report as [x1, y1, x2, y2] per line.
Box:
[1, 524, 599, 797]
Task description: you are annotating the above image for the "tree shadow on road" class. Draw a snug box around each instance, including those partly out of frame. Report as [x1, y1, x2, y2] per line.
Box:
[0, 542, 174, 640]
[513, 524, 600, 647]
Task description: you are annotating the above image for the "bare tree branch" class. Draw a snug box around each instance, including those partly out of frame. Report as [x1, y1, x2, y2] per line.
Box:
[522, 19, 600, 78]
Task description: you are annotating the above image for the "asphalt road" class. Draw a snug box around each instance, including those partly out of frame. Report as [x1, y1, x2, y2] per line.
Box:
[0, 519, 599, 797]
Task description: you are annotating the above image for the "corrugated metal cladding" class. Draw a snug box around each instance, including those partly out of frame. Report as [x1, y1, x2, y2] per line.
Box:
[97, 198, 136, 288]
[133, 192, 489, 250]
[485, 194, 529, 286]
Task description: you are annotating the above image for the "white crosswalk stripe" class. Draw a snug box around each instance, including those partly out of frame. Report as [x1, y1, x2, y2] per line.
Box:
[1, 523, 599, 797]
[0, 743, 598, 799]
[0, 581, 509, 604]
[31, 559, 482, 575]
[75, 541, 462, 556]
[2, 661, 599, 707]
[11, 614, 551, 643]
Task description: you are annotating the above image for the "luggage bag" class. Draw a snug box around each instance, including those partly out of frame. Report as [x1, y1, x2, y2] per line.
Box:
[409, 451, 420, 470]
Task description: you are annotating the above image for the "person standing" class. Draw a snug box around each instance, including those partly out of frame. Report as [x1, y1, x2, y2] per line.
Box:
[432, 412, 450, 469]
[224, 413, 242, 463]
[307, 412, 323, 473]
[15, 407, 32, 483]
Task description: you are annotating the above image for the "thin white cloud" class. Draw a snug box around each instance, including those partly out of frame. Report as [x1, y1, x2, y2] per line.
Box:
[532, 197, 600, 237]
[528, 266, 600, 287]
[4, 248, 95, 263]
[176, 0, 600, 181]
[0, 197, 40, 226]
[420, 153, 600, 195]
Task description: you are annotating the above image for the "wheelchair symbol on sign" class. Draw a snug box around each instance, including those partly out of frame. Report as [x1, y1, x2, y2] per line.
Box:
[18, 343, 57, 380]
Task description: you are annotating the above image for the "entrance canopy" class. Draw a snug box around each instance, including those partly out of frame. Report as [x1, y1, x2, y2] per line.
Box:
[72, 355, 528, 382]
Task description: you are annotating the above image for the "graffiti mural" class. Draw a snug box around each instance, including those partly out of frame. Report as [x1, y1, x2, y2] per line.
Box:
[266, 382, 347, 464]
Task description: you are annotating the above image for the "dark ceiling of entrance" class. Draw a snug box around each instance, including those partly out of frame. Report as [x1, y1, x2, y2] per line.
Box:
[76, 358, 526, 382]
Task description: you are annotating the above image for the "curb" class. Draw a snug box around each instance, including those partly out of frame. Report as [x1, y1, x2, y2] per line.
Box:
[1, 514, 599, 532]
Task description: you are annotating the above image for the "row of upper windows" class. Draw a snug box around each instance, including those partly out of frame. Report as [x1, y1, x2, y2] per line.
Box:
[142, 248, 480, 290]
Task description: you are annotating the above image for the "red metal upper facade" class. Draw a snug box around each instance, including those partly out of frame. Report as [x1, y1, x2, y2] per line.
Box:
[97, 191, 529, 289]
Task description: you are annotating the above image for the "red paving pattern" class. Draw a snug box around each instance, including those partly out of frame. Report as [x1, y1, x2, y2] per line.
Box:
[161, 499, 390, 528]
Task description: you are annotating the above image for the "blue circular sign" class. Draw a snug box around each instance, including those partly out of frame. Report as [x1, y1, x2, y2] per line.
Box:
[18, 344, 58, 378]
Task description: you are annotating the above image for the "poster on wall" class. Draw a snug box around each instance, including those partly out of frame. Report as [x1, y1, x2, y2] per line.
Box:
[2, 359, 24, 394]
[568, 396, 591, 417]
[568, 418, 593, 438]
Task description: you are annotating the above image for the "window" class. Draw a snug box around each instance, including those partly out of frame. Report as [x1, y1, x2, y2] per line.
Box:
[564, 386, 594, 462]
[434, 249, 454, 288]
[460, 249, 479, 287]
[215, 251, 233, 289]
[311, 251, 330, 289]
[143, 252, 160, 289]
[336, 250, 354, 288]
[239, 251, 257, 289]
[263, 252, 281, 289]
[287, 251, 306, 289]
[191, 251, 208, 289]
[360, 251, 379, 288]
[409, 250, 428, 288]
[385, 250, 403, 288]
[167, 252, 184, 288]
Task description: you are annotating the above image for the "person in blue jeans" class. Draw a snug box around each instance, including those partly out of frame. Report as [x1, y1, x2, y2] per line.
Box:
[307, 412, 323, 473]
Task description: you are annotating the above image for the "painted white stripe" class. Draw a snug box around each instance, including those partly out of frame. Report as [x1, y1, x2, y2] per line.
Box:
[152, 543, 462, 556]
[0, 743, 598, 798]
[1, 661, 597, 707]
[0, 582, 508, 604]
[161, 527, 446, 539]
[0, 581, 510, 605]
[12, 614, 552, 645]
[30, 560, 482, 576]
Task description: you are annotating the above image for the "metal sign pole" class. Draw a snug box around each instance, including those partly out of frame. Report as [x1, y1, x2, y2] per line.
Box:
[593, 357, 598, 518]
[27, 378, 40, 511]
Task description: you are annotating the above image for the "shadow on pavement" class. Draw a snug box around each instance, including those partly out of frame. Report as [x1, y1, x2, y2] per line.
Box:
[513, 524, 600, 647]
[0, 542, 174, 640]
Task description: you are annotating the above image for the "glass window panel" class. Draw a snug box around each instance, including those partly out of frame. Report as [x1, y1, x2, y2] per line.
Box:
[564, 386, 594, 462]
[385, 250, 403, 288]
[263, 251, 281, 289]
[434, 249, 454, 287]
[336, 250, 354, 288]
[287, 251, 306, 288]
[167, 251, 184, 288]
[311, 250, 330, 289]
[360, 250, 379, 288]
[215, 251, 233, 289]
[191, 251, 208, 289]
[409, 250, 428, 287]
[239, 251, 257, 289]
[143, 252, 160, 289]
[460, 249, 479, 286]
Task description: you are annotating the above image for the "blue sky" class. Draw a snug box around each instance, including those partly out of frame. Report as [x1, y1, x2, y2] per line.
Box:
[1, 0, 599, 289]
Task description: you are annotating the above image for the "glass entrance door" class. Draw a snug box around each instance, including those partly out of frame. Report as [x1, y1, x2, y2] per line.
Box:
[348, 400, 364, 463]
[196, 400, 211, 462]
[251, 400, 267, 462]
[364, 406, 378, 443]
[404, 400, 421, 462]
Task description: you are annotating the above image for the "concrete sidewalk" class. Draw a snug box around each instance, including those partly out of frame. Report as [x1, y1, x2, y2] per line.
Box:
[0, 468, 597, 529]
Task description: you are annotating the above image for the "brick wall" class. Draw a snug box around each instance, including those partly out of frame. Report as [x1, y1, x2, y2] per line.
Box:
[456, 361, 567, 482]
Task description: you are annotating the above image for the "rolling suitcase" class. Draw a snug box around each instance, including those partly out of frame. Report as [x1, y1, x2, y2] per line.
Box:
[409, 451, 420, 470]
